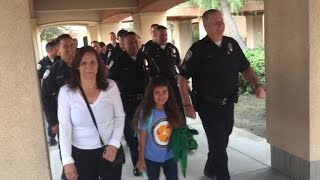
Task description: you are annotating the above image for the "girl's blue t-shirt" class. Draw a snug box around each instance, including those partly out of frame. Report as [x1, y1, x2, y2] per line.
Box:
[138, 108, 174, 163]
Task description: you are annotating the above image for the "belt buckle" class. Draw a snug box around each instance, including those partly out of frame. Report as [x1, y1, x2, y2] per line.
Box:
[221, 98, 228, 105]
[137, 94, 143, 100]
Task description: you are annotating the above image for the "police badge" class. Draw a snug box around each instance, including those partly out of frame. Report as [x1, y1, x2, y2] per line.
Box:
[227, 43, 233, 54]
[144, 59, 149, 70]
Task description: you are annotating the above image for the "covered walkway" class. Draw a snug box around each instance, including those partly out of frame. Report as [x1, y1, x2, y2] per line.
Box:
[50, 116, 292, 180]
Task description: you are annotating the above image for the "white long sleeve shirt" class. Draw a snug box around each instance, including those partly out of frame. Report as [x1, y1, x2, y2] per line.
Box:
[58, 79, 125, 166]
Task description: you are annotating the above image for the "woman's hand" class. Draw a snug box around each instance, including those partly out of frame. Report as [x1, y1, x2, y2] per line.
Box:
[136, 159, 147, 173]
[64, 163, 78, 180]
[103, 145, 118, 162]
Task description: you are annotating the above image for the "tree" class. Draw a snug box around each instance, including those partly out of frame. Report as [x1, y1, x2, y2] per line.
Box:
[189, 0, 247, 50]
[40, 26, 70, 42]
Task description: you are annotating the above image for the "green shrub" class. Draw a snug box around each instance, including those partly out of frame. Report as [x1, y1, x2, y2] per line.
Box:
[238, 48, 265, 95]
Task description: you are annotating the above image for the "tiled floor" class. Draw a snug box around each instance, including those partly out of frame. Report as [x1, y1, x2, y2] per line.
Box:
[49, 116, 293, 180]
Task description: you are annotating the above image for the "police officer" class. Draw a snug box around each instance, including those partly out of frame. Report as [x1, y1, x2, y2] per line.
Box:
[106, 32, 119, 51]
[91, 41, 108, 65]
[37, 41, 59, 146]
[144, 24, 159, 50]
[41, 34, 75, 180]
[178, 9, 266, 180]
[37, 41, 59, 80]
[145, 25, 185, 119]
[109, 31, 159, 176]
[106, 29, 127, 65]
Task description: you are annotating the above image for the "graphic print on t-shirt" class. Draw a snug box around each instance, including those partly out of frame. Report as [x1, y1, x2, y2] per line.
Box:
[152, 118, 172, 148]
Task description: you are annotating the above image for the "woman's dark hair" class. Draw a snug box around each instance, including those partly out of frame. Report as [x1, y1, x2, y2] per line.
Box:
[133, 76, 183, 130]
[68, 46, 108, 90]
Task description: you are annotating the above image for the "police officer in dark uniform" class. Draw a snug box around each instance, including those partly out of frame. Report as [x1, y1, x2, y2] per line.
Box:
[41, 34, 75, 180]
[109, 31, 159, 176]
[37, 41, 59, 80]
[145, 25, 185, 119]
[106, 32, 119, 51]
[144, 24, 159, 50]
[91, 41, 108, 65]
[37, 41, 59, 146]
[178, 9, 266, 180]
[106, 29, 127, 65]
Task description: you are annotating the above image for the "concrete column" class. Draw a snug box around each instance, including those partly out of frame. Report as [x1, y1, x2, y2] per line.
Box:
[0, 0, 51, 179]
[178, 20, 193, 59]
[198, 17, 207, 39]
[30, 18, 41, 62]
[246, 15, 263, 49]
[132, 12, 167, 44]
[100, 23, 121, 43]
[86, 24, 102, 43]
[266, 0, 320, 179]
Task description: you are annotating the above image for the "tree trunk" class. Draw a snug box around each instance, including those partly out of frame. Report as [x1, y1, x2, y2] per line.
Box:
[220, 0, 247, 50]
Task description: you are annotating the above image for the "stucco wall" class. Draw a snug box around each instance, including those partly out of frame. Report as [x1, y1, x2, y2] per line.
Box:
[265, 0, 317, 161]
[0, 0, 51, 179]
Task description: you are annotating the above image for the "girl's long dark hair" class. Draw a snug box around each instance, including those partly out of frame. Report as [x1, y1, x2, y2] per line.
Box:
[68, 46, 108, 90]
[133, 76, 183, 130]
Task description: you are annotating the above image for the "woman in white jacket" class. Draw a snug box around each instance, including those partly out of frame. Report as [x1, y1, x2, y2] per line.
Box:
[58, 46, 125, 180]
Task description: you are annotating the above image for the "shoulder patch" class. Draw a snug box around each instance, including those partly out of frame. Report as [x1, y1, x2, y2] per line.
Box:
[184, 50, 193, 62]
[37, 64, 42, 70]
[43, 70, 50, 79]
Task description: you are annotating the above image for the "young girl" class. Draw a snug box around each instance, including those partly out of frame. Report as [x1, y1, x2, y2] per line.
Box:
[134, 76, 183, 180]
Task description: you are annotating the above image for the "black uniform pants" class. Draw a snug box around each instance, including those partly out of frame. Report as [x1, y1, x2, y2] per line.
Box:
[123, 101, 140, 168]
[72, 146, 122, 180]
[197, 101, 234, 180]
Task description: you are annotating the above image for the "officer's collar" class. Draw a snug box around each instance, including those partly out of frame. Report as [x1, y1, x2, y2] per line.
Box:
[59, 59, 72, 68]
[155, 43, 168, 49]
[204, 36, 226, 47]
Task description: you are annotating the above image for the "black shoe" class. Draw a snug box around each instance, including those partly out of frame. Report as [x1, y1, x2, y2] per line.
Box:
[49, 138, 57, 146]
[204, 170, 217, 180]
[133, 167, 142, 176]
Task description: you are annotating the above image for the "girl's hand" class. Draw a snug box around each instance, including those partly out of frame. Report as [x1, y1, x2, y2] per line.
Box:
[136, 159, 147, 173]
[103, 145, 118, 162]
[64, 163, 78, 180]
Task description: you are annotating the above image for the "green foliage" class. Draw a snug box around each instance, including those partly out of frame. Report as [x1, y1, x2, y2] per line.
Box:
[40, 26, 70, 42]
[188, 0, 245, 13]
[189, 0, 220, 10]
[228, 0, 244, 13]
[192, 30, 200, 42]
[238, 48, 265, 95]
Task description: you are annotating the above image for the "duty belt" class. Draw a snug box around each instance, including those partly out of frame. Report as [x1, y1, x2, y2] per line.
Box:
[121, 93, 143, 102]
[200, 95, 238, 106]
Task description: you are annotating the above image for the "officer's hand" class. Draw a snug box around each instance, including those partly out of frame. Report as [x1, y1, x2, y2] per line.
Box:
[64, 163, 78, 180]
[52, 124, 59, 134]
[184, 105, 196, 119]
[103, 145, 118, 162]
[255, 85, 266, 99]
[136, 159, 147, 173]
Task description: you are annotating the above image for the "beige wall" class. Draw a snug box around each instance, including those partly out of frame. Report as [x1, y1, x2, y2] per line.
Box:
[246, 15, 264, 49]
[87, 24, 102, 43]
[0, 0, 51, 179]
[37, 11, 100, 26]
[100, 23, 121, 44]
[309, 0, 320, 160]
[178, 20, 193, 59]
[266, 0, 320, 161]
[224, 15, 247, 42]
[133, 12, 167, 43]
